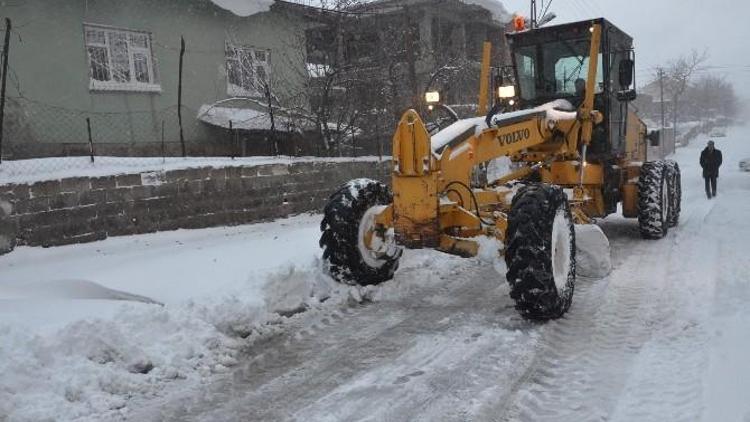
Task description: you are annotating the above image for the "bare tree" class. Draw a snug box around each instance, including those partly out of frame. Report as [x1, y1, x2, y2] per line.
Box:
[657, 49, 709, 132]
[276, 1, 507, 156]
[275, 1, 372, 156]
[684, 74, 740, 122]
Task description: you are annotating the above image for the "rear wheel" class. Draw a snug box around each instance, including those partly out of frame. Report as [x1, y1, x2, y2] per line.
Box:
[665, 160, 681, 227]
[505, 184, 576, 320]
[638, 161, 670, 239]
[320, 179, 402, 285]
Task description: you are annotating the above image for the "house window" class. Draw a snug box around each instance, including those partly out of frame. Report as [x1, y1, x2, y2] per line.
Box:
[84, 24, 160, 92]
[226, 44, 271, 97]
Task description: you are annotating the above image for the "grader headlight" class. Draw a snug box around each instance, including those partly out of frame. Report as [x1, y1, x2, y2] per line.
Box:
[425, 91, 440, 104]
[498, 85, 516, 99]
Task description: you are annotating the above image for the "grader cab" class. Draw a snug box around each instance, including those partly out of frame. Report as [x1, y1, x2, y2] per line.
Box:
[320, 18, 681, 320]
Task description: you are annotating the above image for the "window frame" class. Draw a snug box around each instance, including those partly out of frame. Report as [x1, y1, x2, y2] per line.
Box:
[225, 42, 271, 97]
[83, 23, 161, 93]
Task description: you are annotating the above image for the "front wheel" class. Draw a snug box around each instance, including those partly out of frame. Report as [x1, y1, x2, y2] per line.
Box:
[665, 160, 681, 228]
[638, 161, 670, 239]
[505, 184, 576, 320]
[320, 179, 402, 285]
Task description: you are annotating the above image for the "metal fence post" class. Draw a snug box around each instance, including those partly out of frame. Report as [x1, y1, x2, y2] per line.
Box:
[161, 119, 165, 164]
[0, 18, 12, 164]
[85, 117, 95, 163]
[178, 36, 186, 157]
[229, 120, 234, 160]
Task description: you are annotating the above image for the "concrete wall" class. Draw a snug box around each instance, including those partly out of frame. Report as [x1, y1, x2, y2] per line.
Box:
[3, 0, 309, 157]
[0, 161, 389, 252]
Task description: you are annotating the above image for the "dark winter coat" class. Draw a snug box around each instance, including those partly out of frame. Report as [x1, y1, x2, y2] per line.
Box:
[700, 147, 723, 178]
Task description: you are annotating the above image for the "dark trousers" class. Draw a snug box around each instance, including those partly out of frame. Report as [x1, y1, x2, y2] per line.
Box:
[705, 176, 717, 198]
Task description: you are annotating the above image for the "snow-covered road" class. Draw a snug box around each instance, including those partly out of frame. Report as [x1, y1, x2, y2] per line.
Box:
[2, 127, 749, 421]
[135, 127, 750, 422]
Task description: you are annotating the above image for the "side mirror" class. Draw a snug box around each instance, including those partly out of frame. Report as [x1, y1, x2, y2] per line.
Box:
[647, 130, 660, 147]
[619, 59, 634, 88]
[616, 89, 637, 102]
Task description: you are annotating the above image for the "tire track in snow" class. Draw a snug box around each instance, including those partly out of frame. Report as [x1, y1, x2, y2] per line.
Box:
[612, 177, 750, 421]
[131, 257, 542, 422]
[608, 205, 719, 421]
[494, 226, 677, 421]
[496, 178, 722, 422]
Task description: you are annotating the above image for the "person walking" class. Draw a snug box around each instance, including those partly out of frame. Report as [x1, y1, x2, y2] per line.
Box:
[700, 140, 723, 199]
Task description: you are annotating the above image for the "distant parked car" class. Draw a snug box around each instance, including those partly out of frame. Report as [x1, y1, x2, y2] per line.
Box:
[740, 158, 750, 172]
[710, 129, 727, 138]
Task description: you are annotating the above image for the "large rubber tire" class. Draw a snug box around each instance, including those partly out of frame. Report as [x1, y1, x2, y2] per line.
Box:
[665, 160, 682, 227]
[505, 184, 576, 320]
[320, 179, 401, 286]
[638, 161, 670, 239]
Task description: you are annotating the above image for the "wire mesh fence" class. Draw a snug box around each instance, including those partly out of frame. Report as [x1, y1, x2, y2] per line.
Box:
[0, 94, 385, 182]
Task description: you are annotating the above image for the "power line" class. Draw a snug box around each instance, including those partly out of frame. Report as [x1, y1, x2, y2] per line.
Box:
[540, 0, 553, 19]
[578, 0, 604, 17]
[567, 0, 590, 20]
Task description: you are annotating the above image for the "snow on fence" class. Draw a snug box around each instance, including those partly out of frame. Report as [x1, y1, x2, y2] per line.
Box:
[0, 155, 388, 185]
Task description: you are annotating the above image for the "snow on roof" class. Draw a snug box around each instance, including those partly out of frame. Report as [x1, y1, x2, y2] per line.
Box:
[209, 0, 273, 17]
[198, 104, 303, 132]
[197, 99, 359, 136]
[307, 63, 331, 79]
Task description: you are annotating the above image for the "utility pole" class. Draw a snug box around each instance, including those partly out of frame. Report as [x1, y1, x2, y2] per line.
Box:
[658, 68, 666, 157]
[658, 68, 665, 131]
[0, 18, 11, 164]
[178, 36, 186, 157]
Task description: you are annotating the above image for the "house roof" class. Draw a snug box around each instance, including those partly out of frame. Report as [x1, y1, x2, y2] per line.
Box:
[197, 98, 312, 132]
[209, 0, 274, 17]
[349, 0, 511, 24]
[197, 98, 355, 134]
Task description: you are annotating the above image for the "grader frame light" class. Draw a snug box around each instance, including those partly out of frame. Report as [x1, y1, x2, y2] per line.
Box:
[320, 18, 681, 320]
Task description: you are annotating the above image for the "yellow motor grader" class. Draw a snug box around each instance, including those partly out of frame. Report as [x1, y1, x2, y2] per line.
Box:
[320, 18, 681, 320]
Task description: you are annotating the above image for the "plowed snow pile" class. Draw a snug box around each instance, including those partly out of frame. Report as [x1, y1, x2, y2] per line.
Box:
[0, 214, 464, 421]
[0, 215, 349, 421]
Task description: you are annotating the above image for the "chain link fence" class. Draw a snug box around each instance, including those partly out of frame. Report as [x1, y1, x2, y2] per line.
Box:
[0, 94, 386, 181]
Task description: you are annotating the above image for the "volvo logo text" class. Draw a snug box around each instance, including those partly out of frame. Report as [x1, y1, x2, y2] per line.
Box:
[498, 128, 531, 146]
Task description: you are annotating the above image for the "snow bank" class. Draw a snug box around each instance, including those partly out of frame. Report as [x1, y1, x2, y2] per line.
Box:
[210, 0, 273, 17]
[0, 279, 161, 305]
[0, 214, 356, 421]
[0, 213, 473, 421]
[0, 262, 356, 422]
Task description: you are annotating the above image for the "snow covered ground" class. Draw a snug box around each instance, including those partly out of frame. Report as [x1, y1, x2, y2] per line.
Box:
[1, 126, 749, 421]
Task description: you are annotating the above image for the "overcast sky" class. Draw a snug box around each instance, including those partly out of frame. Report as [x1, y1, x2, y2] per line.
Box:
[499, 0, 750, 100]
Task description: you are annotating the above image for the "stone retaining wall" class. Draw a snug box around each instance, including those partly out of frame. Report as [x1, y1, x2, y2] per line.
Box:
[0, 161, 389, 253]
